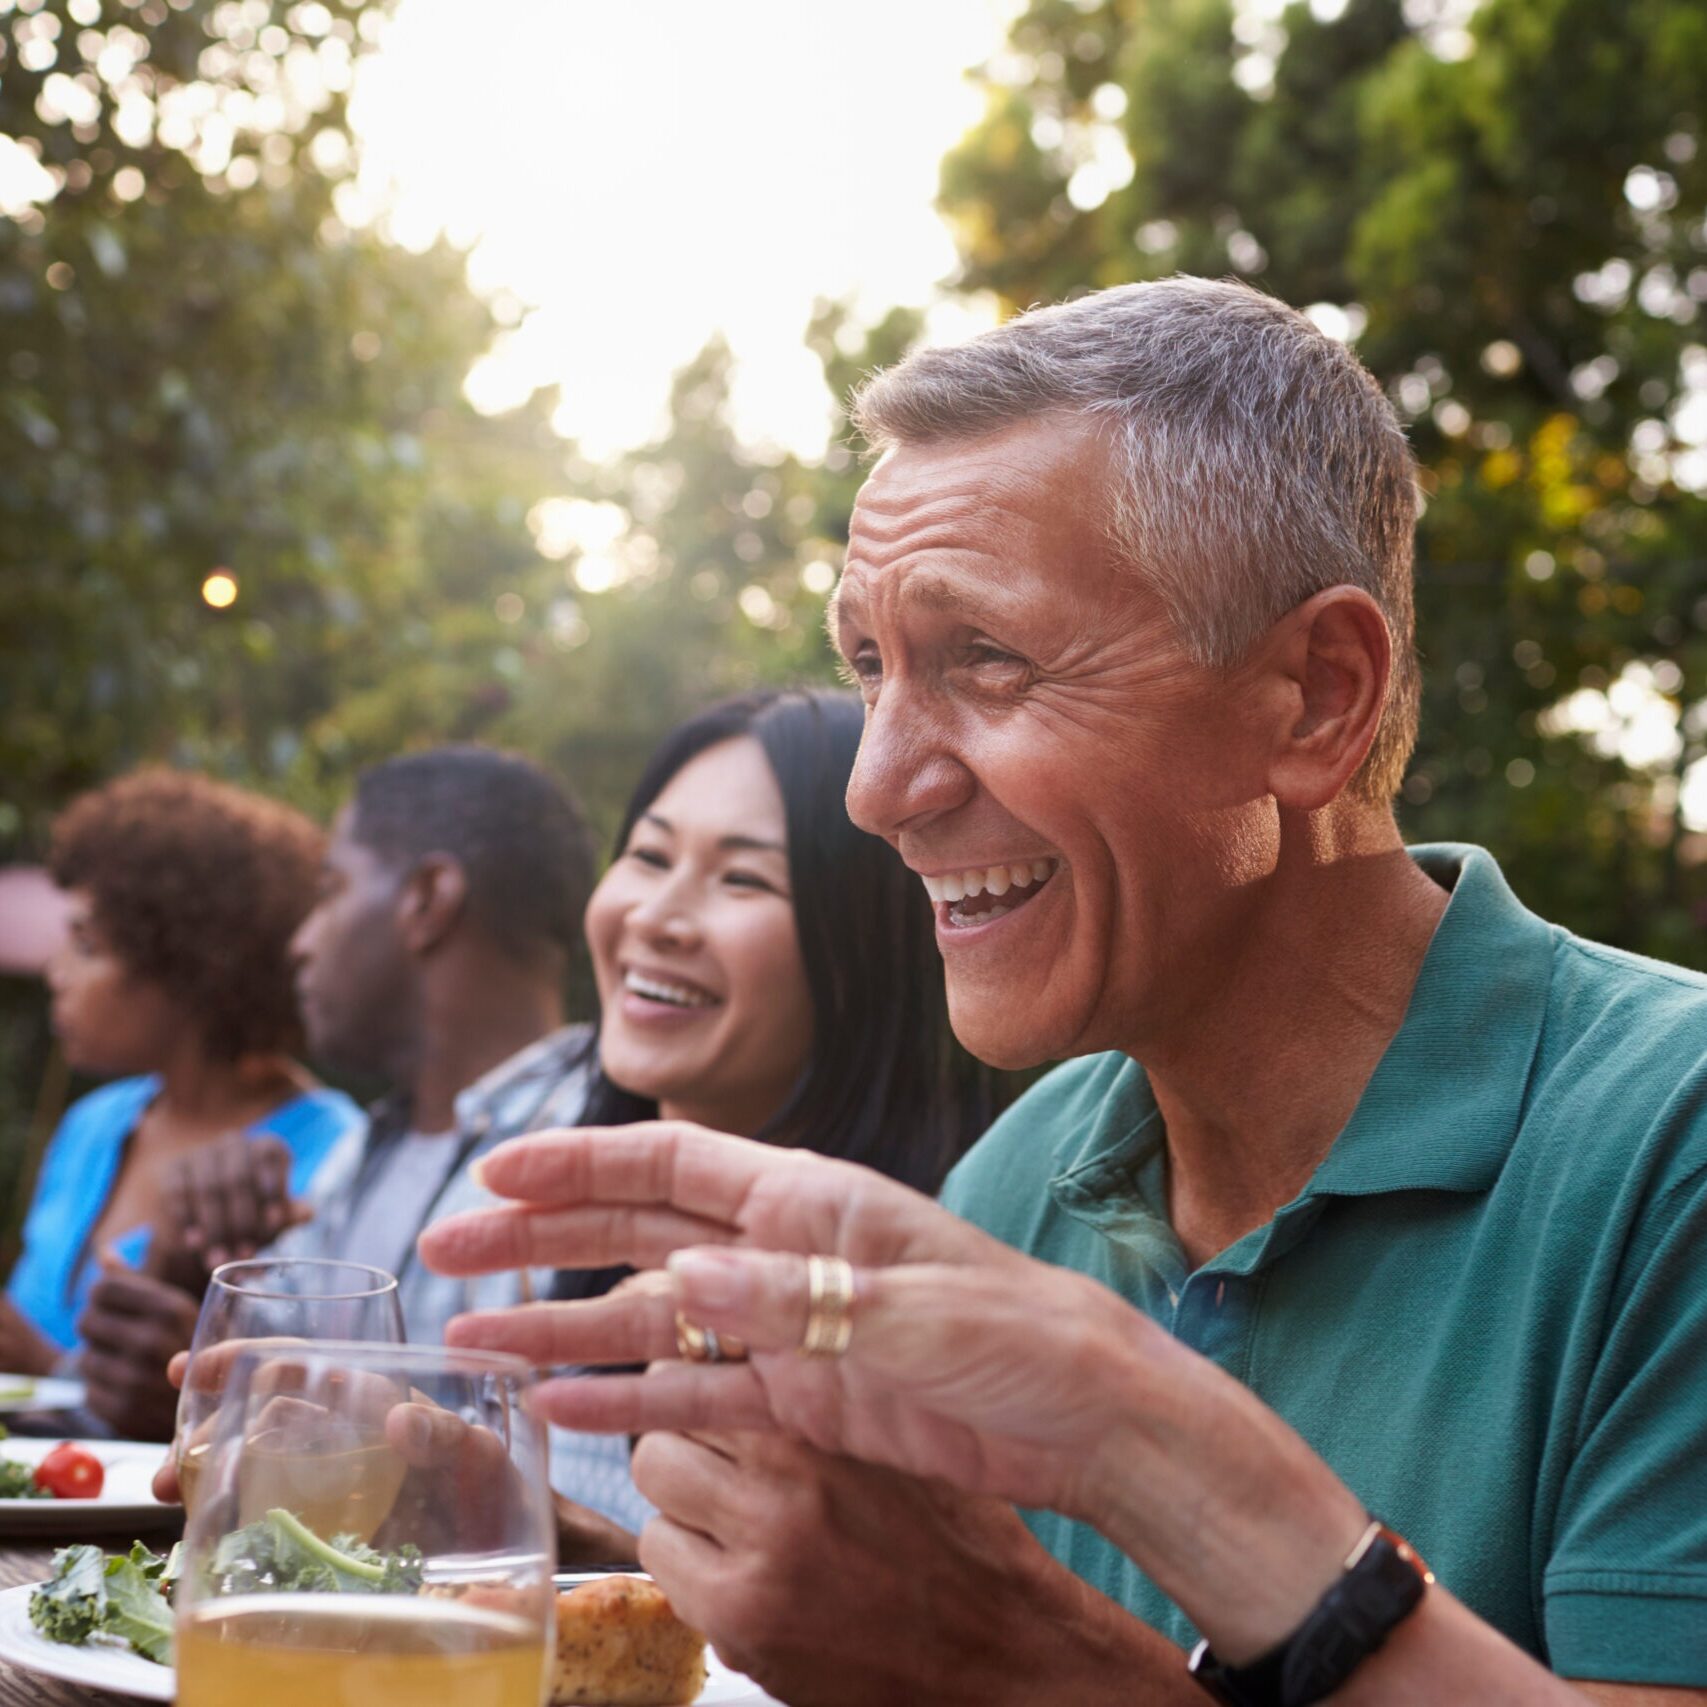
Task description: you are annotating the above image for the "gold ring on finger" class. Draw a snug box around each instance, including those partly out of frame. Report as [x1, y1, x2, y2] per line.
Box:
[676, 1314, 751, 1365]
[800, 1254, 855, 1359]
[675, 1313, 712, 1362]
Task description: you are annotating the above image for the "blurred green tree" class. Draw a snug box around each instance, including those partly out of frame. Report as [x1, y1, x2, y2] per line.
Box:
[0, 0, 565, 846]
[937, 0, 1707, 963]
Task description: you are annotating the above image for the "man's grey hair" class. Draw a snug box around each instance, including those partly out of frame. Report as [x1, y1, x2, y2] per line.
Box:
[849, 278, 1421, 801]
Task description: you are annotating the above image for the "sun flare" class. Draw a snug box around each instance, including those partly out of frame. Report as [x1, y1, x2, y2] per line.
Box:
[348, 0, 1017, 459]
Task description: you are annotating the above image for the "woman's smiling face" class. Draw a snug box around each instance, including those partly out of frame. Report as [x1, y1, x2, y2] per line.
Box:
[585, 735, 815, 1137]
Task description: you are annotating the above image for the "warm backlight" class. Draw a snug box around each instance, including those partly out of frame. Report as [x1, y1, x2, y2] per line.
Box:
[201, 571, 239, 609]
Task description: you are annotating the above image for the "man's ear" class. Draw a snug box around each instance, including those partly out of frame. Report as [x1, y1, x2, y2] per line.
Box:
[1258, 586, 1391, 812]
[394, 854, 469, 956]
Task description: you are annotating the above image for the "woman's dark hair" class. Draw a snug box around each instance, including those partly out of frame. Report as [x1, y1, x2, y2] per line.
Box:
[49, 769, 323, 1062]
[580, 690, 1003, 1193]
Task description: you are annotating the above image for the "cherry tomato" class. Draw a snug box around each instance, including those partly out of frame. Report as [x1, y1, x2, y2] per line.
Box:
[33, 1442, 103, 1500]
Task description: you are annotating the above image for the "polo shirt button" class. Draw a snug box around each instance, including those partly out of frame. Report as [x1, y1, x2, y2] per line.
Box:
[1215, 1281, 1227, 1308]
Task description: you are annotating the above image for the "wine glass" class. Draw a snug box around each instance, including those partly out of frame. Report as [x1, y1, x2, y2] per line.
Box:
[174, 1259, 405, 1517]
[174, 1342, 553, 1707]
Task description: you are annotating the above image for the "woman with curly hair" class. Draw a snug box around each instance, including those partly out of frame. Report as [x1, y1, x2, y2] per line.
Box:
[0, 771, 362, 1375]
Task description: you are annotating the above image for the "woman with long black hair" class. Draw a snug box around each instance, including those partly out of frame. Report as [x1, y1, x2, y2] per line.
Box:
[574, 686, 996, 1191]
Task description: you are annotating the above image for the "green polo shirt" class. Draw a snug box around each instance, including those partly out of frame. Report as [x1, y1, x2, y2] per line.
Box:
[941, 845, 1707, 1686]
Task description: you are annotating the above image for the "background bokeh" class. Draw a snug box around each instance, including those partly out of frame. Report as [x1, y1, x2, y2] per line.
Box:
[4, 0, 1707, 1230]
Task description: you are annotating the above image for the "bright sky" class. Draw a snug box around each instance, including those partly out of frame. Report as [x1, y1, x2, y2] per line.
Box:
[347, 0, 1020, 459]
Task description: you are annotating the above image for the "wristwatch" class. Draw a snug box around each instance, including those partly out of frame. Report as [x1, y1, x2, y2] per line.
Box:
[1187, 1520, 1433, 1707]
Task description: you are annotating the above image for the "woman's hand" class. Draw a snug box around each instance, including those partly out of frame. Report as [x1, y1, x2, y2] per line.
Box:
[77, 1260, 198, 1441]
[418, 1120, 1176, 1520]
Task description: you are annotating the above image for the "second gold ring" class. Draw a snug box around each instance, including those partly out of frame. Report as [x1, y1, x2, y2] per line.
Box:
[675, 1313, 747, 1364]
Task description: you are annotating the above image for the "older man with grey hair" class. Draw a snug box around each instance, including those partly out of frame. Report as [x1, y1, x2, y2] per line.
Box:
[433, 278, 1707, 1706]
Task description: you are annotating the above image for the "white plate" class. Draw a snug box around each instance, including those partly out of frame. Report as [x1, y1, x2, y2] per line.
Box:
[0, 1375, 85, 1414]
[0, 1574, 783, 1704]
[0, 1580, 172, 1700]
[0, 1438, 177, 1535]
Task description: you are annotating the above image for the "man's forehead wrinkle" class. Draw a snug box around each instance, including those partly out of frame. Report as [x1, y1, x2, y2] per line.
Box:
[844, 428, 1113, 624]
[847, 490, 1052, 592]
[851, 505, 1040, 555]
[855, 455, 1056, 526]
[849, 484, 979, 544]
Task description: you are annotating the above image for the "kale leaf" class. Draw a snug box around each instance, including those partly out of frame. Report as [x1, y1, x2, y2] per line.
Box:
[29, 1514, 419, 1671]
[120, 1539, 179, 1587]
[28, 1542, 180, 1666]
[208, 1509, 423, 1598]
[28, 1545, 109, 1647]
[101, 1557, 174, 1665]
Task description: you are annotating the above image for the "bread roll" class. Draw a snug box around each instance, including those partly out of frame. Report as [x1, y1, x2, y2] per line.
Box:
[552, 1574, 708, 1706]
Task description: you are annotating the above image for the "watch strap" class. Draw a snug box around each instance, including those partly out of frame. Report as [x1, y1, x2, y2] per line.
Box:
[1187, 1521, 1432, 1707]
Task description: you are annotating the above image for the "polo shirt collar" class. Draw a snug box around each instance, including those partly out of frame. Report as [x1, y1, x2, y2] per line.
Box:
[1048, 844, 1556, 1267]
[1307, 843, 1555, 1198]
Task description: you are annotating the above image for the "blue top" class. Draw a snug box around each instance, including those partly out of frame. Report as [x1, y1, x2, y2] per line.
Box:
[6, 1075, 363, 1352]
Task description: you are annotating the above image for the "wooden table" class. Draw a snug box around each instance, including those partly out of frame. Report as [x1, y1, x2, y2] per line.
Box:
[0, 1527, 178, 1706]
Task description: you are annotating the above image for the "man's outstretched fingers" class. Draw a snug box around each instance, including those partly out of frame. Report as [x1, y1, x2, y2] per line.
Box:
[445, 1285, 681, 1367]
[472, 1124, 775, 1225]
[419, 1201, 736, 1278]
[529, 1363, 775, 1437]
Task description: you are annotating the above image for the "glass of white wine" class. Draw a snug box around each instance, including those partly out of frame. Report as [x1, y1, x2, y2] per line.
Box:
[174, 1258, 405, 1517]
[174, 1341, 554, 1707]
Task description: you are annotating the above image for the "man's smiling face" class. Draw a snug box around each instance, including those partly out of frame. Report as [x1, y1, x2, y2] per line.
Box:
[835, 416, 1279, 1068]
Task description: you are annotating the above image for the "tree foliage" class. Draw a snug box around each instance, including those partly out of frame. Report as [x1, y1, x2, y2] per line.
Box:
[939, 0, 1707, 962]
[0, 0, 566, 845]
[0, 0, 905, 1177]
[461, 302, 924, 851]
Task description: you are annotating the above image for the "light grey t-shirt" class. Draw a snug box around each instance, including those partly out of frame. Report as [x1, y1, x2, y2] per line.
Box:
[332, 1129, 458, 1282]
